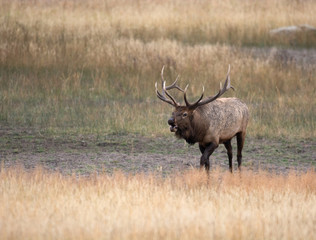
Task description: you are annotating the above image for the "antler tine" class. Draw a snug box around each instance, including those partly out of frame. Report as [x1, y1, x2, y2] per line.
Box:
[185, 65, 234, 109]
[155, 82, 175, 106]
[199, 65, 234, 107]
[163, 81, 179, 106]
[161, 66, 184, 92]
[219, 64, 234, 93]
[165, 75, 184, 92]
[183, 84, 190, 106]
[161, 66, 166, 97]
[184, 85, 205, 108]
[191, 86, 205, 106]
[156, 66, 180, 107]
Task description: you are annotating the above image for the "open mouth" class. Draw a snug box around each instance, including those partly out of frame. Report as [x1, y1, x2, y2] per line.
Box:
[170, 125, 178, 132]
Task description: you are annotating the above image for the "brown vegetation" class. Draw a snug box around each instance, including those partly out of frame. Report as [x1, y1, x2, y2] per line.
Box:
[0, 167, 315, 239]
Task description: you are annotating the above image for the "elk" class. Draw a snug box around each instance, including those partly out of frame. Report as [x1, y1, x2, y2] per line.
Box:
[155, 66, 249, 172]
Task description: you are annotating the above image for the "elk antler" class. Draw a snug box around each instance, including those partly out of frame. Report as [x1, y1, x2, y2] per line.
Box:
[184, 65, 234, 109]
[155, 66, 184, 107]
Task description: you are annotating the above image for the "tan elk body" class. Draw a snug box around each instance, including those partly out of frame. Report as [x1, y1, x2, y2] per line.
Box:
[156, 66, 249, 171]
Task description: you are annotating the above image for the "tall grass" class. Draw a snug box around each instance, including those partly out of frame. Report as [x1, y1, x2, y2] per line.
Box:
[2, 0, 316, 47]
[0, 0, 315, 138]
[0, 167, 315, 239]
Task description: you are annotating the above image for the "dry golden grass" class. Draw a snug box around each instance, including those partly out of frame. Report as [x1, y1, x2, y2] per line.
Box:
[0, 0, 316, 138]
[2, 0, 316, 47]
[0, 167, 315, 240]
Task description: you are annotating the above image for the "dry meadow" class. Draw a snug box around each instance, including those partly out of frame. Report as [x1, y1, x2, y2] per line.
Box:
[0, 167, 315, 240]
[1, 0, 316, 239]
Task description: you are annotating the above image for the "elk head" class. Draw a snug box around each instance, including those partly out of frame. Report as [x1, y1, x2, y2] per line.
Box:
[155, 66, 234, 144]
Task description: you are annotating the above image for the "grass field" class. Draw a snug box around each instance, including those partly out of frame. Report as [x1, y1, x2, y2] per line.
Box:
[0, 167, 315, 240]
[1, 0, 316, 138]
[1, 1, 316, 239]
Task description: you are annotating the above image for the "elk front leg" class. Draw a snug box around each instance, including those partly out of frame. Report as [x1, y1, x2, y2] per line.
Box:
[199, 144, 205, 154]
[200, 142, 218, 171]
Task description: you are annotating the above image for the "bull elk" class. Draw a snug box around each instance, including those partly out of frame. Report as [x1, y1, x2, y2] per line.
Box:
[155, 66, 249, 172]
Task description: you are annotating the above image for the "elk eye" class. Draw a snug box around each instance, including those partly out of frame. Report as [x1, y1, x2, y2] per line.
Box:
[182, 112, 188, 118]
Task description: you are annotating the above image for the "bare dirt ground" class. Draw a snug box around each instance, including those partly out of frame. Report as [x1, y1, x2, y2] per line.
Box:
[0, 127, 315, 176]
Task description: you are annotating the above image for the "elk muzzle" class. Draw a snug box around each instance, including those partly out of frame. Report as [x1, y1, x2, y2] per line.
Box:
[168, 117, 178, 132]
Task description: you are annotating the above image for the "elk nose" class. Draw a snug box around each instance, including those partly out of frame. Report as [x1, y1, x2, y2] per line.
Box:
[168, 117, 175, 126]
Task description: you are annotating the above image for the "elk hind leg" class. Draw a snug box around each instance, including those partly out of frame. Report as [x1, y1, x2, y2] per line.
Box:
[236, 131, 246, 170]
[224, 139, 233, 173]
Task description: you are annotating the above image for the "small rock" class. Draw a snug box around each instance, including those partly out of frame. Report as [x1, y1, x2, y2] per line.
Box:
[270, 24, 316, 36]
